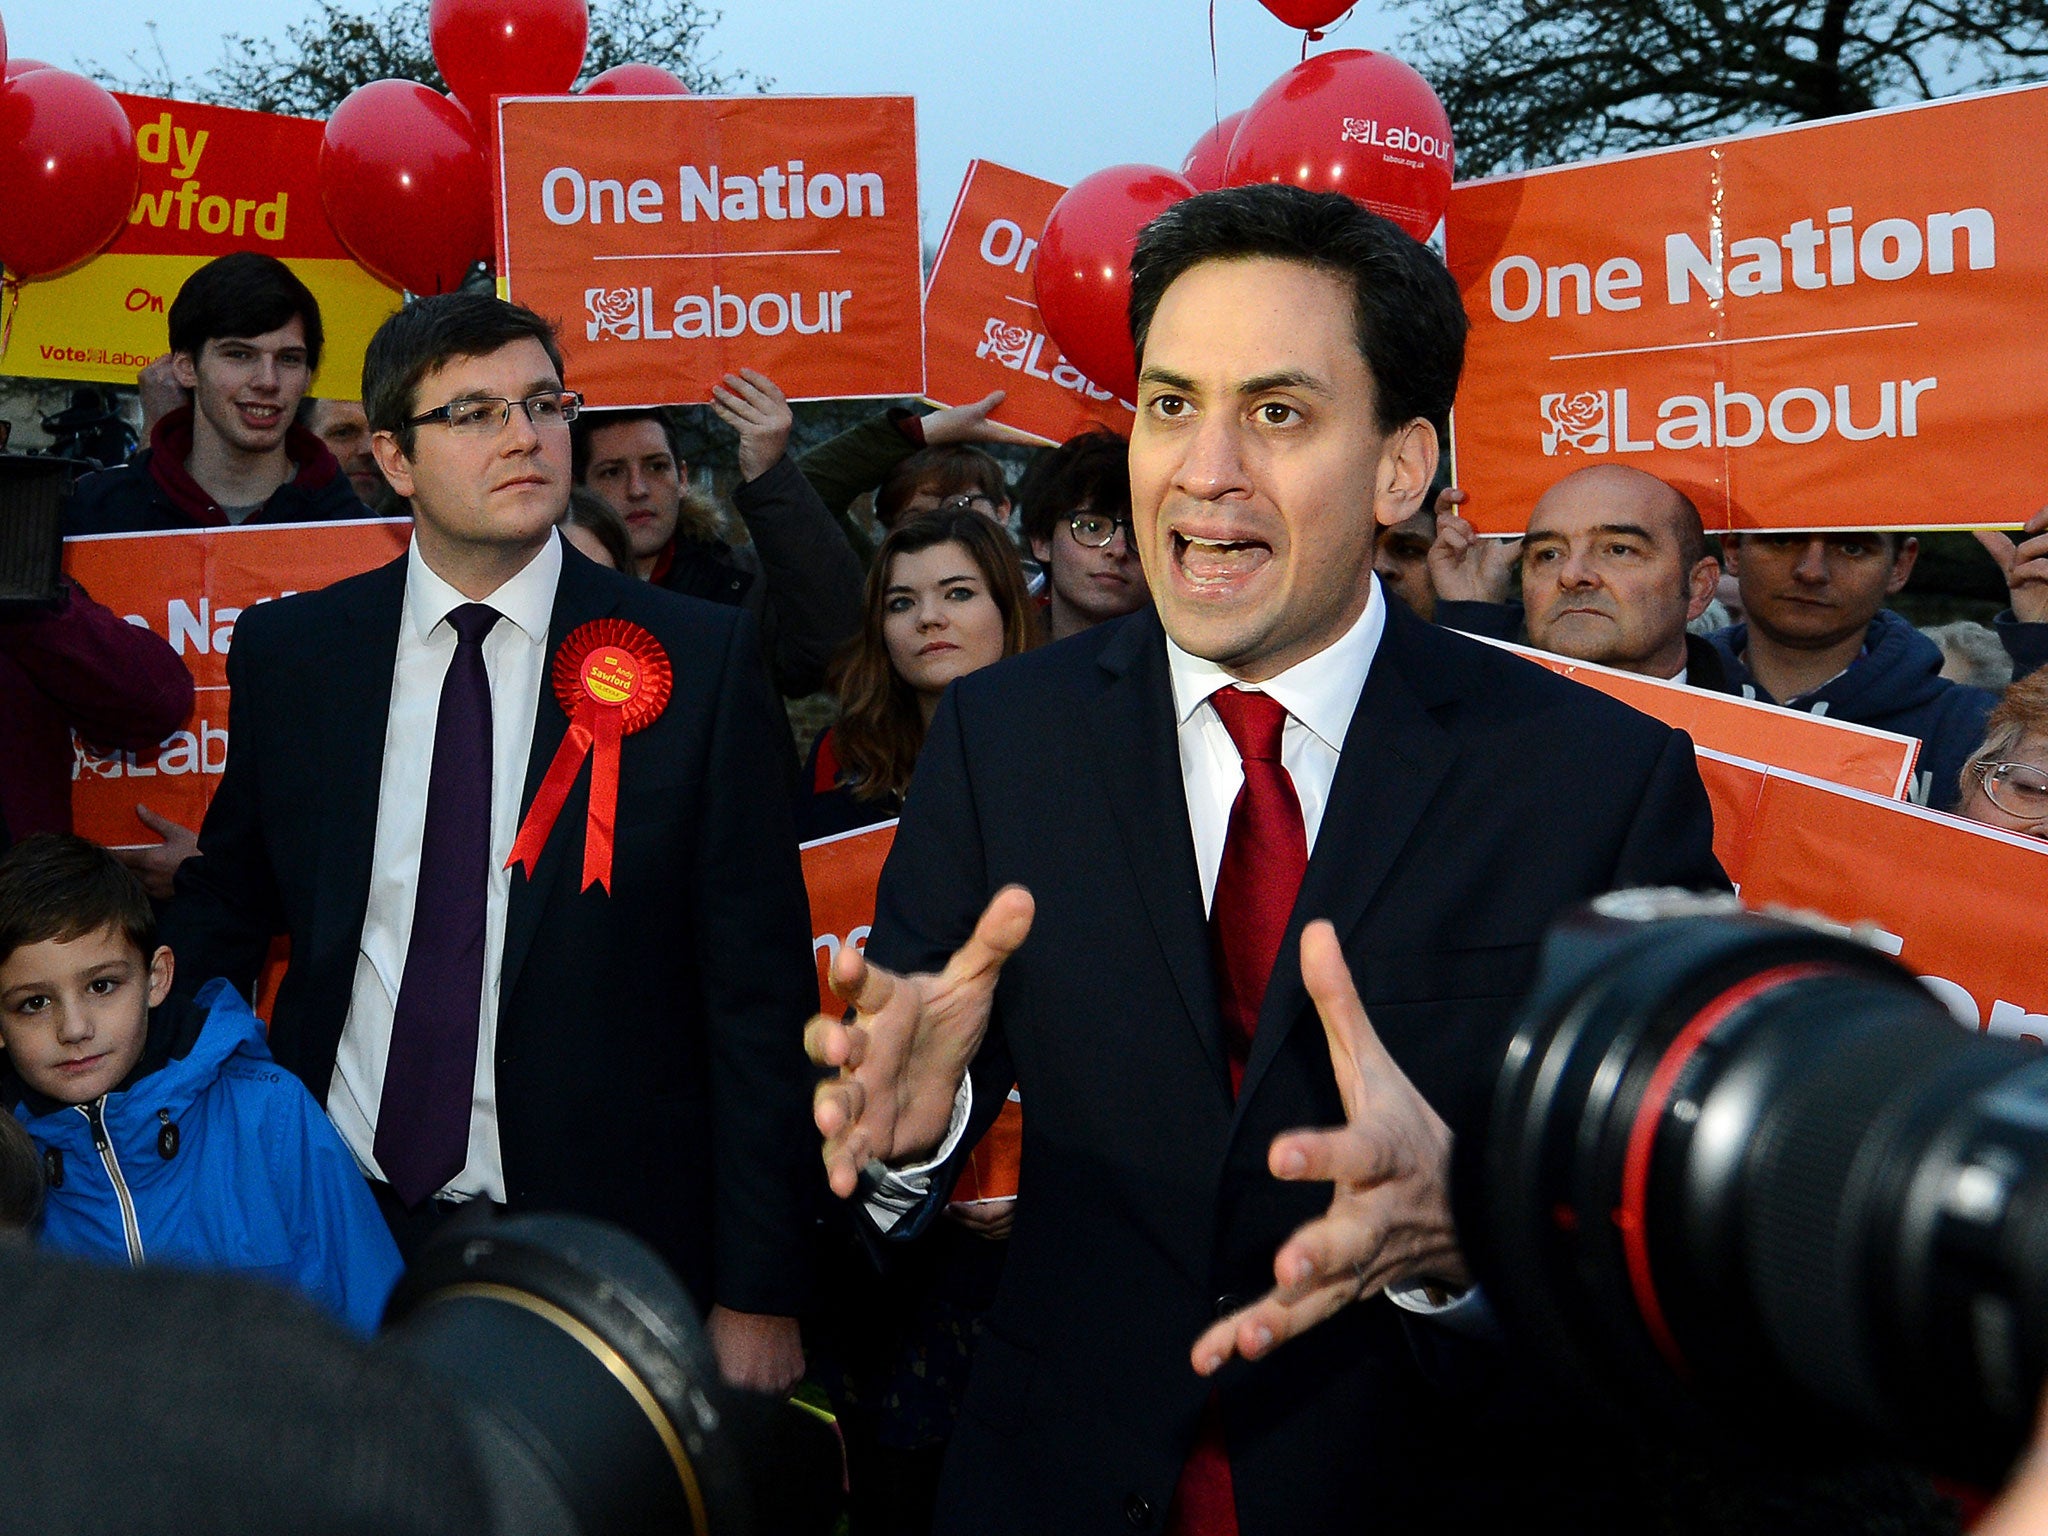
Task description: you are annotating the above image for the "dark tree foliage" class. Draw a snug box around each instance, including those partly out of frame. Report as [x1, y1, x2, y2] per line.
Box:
[1395, 0, 2048, 176]
[95, 0, 764, 117]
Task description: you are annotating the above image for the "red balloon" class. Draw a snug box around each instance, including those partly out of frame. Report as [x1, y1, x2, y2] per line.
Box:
[0, 70, 139, 280]
[1225, 49, 1453, 240]
[430, 0, 588, 113]
[3, 59, 51, 80]
[1180, 110, 1246, 193]
[1033, 165, 1197, 404]
[1257, 0, 1354, 27]
[320, 80, 491, 295]
[582, 63, 690, 96]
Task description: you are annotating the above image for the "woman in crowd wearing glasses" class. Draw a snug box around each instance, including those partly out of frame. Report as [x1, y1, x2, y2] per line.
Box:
[797, 509, 1040, 842]
[1957, 669, 2048, 840]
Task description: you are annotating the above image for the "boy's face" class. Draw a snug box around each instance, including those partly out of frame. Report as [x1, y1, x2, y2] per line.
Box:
[0, 927, 172, 1105]
[171, 316, 312, 459]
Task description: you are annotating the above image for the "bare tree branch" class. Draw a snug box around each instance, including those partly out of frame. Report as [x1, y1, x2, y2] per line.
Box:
[1395, 0, 2048, 175]
[83, 0, 766, 118]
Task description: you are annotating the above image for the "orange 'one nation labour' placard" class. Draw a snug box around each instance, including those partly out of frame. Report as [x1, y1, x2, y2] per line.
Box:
[3, 95, 403, 395]
[63, 519, 413, 847]
[497, 94, 925, 407]
[1445, 84, 2048, 534]
[923, 160, 1136, 446]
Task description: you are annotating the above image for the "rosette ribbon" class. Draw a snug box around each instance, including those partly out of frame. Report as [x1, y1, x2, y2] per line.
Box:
[507, 619, 672, 893]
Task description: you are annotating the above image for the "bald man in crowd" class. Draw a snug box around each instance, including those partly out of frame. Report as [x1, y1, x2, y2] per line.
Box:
[1426, 464, 1733, 690]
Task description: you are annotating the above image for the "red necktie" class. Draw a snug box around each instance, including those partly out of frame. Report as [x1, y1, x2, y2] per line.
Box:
[1171, 687, 1309, 1536]
[1207, 686, 1309, 1095]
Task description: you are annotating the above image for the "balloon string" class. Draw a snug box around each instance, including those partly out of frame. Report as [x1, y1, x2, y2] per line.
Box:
[1209, 0, 1220, 128]
[0, 276, 18, 368]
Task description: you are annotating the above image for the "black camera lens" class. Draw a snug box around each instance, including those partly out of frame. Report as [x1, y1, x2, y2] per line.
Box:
[1458, 892, 2048, 1484]
[376, 1213, 754, 1536]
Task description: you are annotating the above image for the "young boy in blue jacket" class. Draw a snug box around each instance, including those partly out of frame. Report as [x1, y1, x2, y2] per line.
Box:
[0, 834, 400, 1333]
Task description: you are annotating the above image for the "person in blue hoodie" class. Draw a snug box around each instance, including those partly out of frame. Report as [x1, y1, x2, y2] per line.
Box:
[1714, 523, 2048, 808]
[0, 834, 400, 1333]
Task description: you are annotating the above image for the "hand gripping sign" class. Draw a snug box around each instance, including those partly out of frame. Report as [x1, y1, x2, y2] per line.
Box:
[507, 620, 672, 893]
[496, 93, 924, 407]
[922, 159, 1137, 445]
[1446, 83, 2048, 533]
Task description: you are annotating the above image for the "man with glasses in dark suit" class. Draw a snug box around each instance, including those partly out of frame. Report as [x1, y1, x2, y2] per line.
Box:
[161, 293, 818, 1395]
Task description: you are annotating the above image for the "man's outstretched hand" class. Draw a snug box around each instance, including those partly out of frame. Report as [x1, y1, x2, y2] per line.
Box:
[806, 886, 1035, 1199]
[1192, 920, 1467, 1378]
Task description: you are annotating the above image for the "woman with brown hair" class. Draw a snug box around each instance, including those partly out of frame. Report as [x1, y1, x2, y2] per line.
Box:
[799, 509, 1040, 840]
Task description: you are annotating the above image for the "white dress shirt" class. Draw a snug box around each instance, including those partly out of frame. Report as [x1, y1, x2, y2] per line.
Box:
[326, 533, 563, 1202]
[1167, 581, 1386, 912]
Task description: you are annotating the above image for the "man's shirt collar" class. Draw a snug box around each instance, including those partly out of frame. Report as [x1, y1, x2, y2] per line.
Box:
[1164, 575, 1387, 753]
[405, 529, 562, 646]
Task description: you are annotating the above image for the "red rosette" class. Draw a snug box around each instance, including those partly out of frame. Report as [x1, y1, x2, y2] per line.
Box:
[509, 619, 673, 893]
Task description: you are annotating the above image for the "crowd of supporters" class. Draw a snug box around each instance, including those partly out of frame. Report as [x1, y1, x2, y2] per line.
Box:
[2, 238, 2045, 1536]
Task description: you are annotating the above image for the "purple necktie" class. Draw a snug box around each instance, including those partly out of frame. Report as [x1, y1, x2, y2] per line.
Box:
[376, 601, 500, 1207]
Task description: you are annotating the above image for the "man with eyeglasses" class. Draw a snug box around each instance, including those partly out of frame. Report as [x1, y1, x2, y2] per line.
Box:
[158, 294, 820, 1396]
[1019, 430, 1151, 641]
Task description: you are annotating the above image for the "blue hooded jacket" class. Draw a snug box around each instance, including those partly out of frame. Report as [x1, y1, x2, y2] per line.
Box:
[13, 978, 401, 1334]
[1707, 608, 2001, 810]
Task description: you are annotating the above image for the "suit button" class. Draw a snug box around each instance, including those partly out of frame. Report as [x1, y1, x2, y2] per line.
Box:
[1124, 1494, 1152, 1528]
[1215, 1293, 1244, 1318]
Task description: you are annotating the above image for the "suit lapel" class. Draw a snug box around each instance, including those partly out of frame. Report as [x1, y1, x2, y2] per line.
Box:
[1086, 611, 1232, 1102]
[1233, 602, 1459, 1110]
[498, 547, 622, 1008]
[310, 557, 407, 985]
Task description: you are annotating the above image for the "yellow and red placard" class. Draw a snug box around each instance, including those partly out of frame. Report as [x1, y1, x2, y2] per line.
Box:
[923, 160, 1137, 446]
[496, 94, 924, 407]
[63, 520, 412, 846]
[508, 619, 672, 894]
[1497, 640, 1921, 799]
[3, 95, 403, 395]
[1446, 84, 2048, 534]
[801, 820, 1020, 1202]
[1701, 752, 2048, 1039]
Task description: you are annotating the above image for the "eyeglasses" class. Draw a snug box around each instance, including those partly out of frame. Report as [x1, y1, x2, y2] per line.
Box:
[407, 390, 584, 435]
[1068, 511, 1130, 548]
[1971, 759, 2048, 822]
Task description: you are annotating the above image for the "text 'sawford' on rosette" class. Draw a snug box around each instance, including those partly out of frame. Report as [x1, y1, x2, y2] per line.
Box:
[507, 619, 673, 893]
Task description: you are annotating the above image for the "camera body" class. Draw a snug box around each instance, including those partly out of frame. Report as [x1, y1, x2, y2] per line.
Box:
[1458, 891, 2048, 1484]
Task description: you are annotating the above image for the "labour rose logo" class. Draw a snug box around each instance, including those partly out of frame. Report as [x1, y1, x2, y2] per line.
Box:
[584, 288, 641, 343]
[1540, 390, 1610, 455]
[1340, 117, 1372, 145]
[975, 318, 1034, 370]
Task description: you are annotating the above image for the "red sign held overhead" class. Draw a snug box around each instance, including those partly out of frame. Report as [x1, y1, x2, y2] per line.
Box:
[496, 93, 925, 407]
[1445, 84, 2048, 533]
[923, 160, 1136, 447]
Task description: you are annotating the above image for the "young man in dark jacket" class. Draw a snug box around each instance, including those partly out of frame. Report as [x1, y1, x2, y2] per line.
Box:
[573, 376, 862, 701]
[64, 253, 370, 535]
[1713, 523, 2048, 808]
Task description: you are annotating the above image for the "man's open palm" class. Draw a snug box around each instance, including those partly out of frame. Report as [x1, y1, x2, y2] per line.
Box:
[1192, 921, 1467, 1377]
[807, 886, 1035, 1198]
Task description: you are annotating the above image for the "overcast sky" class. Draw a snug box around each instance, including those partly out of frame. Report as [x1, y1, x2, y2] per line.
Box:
[11, 0, 1407, 242]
